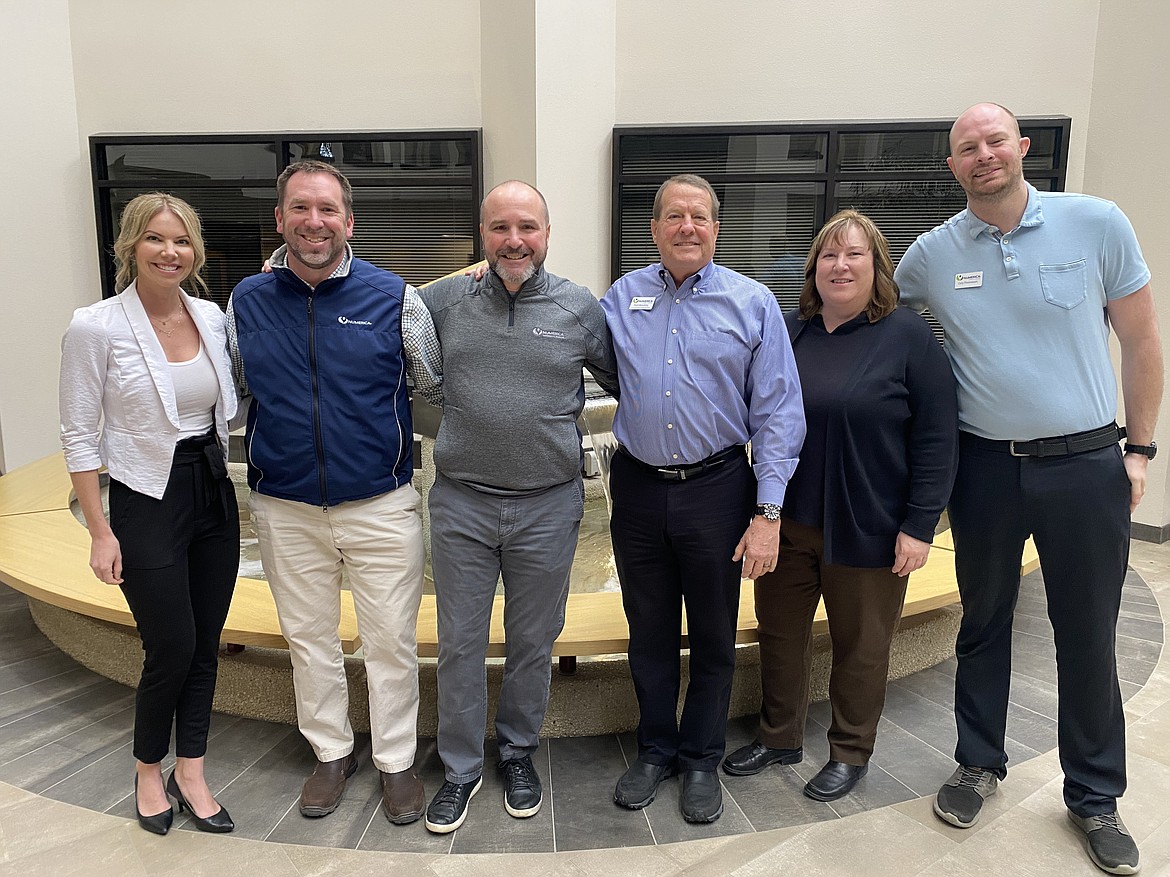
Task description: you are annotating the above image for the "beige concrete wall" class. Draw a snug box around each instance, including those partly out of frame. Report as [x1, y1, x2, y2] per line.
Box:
[1084, 1, 1170, 533]
[0, 0, 97, 472]
[614, 0, 1101, 188]
[67, 0, 483, 135]
[481, 0, 538, 186]
[534, 1, 616, 294]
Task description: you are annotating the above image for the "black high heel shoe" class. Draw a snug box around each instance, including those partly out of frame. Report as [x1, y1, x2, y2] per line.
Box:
[165, 770, 235, 833]
[134, 773, 173, 835]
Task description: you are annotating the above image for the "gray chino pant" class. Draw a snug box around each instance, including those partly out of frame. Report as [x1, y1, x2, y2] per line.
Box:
[430, 472, 584, 783]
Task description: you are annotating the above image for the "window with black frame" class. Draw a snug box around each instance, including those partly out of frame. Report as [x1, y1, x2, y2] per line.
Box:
[612, 120, 1070, 317]
[90, 132, 483, 311]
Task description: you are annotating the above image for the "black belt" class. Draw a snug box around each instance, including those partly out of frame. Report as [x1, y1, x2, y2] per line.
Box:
[963, 424, 1124, 458]
[618, 445, 744, 481]
[173, 429, 232, 517]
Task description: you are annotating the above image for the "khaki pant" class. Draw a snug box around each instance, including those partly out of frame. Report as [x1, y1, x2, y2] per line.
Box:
[755, 518, 908, 765]
[250, 487, 424, 772]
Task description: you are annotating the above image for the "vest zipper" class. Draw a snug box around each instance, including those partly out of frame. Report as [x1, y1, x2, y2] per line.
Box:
[307, 294, 330, 511]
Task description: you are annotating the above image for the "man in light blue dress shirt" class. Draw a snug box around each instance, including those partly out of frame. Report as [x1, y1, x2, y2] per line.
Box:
[602, 174, 806, 823]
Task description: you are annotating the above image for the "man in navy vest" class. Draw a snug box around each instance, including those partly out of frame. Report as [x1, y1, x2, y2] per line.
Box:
[227, 160, 442, 826]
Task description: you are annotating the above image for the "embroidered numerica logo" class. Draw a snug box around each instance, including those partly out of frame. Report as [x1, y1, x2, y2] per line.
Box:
[532, 327, 566, 339]
[338, 316, 373, 326]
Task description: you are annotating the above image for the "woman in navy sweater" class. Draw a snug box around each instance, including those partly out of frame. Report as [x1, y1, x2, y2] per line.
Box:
[723, 210, 958, 801]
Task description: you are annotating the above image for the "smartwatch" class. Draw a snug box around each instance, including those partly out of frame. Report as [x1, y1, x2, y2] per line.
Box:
[1124, 442, 1158, 459]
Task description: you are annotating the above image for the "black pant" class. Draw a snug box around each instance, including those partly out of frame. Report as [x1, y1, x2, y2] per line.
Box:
[949, 433, 1130, 816]
[610, 449, 754, 771]
[112, 434, 239, 764]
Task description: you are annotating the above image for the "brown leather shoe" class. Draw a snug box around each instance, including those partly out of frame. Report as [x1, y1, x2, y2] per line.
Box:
[299, 753, 358, 817]
[380, 767, 425, 825]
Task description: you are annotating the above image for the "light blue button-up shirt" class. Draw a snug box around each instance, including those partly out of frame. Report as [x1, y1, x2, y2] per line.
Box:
[601, 261, 805, 505]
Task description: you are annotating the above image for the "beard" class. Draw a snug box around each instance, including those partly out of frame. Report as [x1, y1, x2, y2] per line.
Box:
[286, 236, 345, 272]
[491, 249, 543, 288]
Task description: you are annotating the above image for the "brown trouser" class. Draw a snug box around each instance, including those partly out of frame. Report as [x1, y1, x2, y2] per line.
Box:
[755, 518, 908, 766]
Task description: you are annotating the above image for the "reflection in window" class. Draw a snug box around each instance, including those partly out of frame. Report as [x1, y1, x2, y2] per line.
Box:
[92, 132, 482, 309]
[612, 119, 1070, 328]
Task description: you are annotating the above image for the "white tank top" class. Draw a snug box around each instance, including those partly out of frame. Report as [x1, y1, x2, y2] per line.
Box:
[169, 344, 218, 439]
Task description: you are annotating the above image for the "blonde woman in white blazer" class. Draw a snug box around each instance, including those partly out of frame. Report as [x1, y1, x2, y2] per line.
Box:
[60, 193, 239, 836]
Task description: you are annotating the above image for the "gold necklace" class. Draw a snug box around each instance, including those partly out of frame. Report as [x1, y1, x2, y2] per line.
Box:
[148, 301, 186, 338]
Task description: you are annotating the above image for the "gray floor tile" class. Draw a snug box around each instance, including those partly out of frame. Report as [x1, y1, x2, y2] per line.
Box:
[1004, 671, 1059, 721]
[0, 679, 134, 770]
[356, 737, 464, 855]
[1002, 702, 1058, 754]
[1115, 632, 1164, 664]
[873, 684, 958, 757]
[822, 761, 918, 817]
[0, 649, 87, 694]
[0, 667, 108, 726]
[887, 667, 955, 711]
[868, 716, 957, 795]
[642, 770, 755, 845]
[551, 734, 655, 851]
[0, 702, 134, 792]
[1116, 614, 1164, 643]
[447, 744, 554, 853]
[720, 759, 837, 831]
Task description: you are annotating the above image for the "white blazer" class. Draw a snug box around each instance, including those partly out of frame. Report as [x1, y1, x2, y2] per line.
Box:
[59, 282, 238, 499]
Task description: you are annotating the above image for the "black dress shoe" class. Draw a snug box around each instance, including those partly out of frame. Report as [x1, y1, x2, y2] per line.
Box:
[614, 759, 675, 809]
[803, 760, 868, 802]
[680, 770, 723, 823]
[134, 774, 173, 836]
[166, 771, 235, 833]
[722, 740, 803, 776]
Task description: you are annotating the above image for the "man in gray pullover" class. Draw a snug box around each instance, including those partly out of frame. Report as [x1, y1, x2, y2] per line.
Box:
[418, 180, 619, 833]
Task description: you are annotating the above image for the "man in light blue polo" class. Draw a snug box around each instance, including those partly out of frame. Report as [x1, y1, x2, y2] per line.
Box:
[895, 102, 1162, 875]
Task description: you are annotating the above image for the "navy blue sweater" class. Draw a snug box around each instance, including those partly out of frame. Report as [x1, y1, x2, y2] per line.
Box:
[783, 307, 958, 567]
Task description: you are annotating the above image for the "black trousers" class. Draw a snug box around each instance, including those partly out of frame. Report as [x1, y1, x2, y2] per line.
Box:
[949, 433, 1130, 816]
[610, 449, 754, 772]
[112, 434, 239, 764]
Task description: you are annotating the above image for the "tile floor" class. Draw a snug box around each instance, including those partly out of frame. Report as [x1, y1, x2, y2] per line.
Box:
[0, 541, 1166, 875]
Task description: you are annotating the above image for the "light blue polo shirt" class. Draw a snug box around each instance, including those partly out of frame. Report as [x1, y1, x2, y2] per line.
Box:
[895, 184, 1150, 440]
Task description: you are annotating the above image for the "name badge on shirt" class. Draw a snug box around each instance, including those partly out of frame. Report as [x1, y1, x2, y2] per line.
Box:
[955, 271, 983, 289]
[629, 296, 657, 311]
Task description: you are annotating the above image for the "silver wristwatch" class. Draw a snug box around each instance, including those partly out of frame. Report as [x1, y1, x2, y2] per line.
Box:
[755, 503, 782, 522]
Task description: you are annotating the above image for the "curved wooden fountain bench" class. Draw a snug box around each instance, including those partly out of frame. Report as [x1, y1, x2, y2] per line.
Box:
[0, 453, 1039, 666]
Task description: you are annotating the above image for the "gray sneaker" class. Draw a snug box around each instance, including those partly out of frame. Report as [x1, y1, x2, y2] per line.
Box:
[933, 766, 999, 828]
[1068, 810, 1140, 875]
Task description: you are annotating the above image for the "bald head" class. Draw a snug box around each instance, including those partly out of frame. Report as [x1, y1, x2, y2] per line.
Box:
[481, 180, 550, 225]
[949, 103, 1021, 156]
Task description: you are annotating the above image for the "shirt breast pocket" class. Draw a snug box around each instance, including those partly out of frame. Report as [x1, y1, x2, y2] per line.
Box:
[1039, 260, 1087, 310]
[681, 330, 744, 385]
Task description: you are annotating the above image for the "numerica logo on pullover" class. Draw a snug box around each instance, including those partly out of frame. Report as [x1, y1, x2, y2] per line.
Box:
[533, 327, 566, 339]
[338, 316, 373, 326]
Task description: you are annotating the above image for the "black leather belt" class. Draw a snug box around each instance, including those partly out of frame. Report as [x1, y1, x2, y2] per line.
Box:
[964, 424, 1124, 458]
[618, 445, 744, 481]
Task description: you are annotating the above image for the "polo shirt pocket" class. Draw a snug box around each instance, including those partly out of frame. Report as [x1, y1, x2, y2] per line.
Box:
[1039, 260, 1087, 309]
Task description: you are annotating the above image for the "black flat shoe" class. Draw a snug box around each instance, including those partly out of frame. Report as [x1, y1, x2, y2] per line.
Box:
[680, 770, 723, 823]
[722, 740, 803, 776]
[134, 774, 173, 835]
[166, 770, 235, 833]
[803, 760, 868, 802]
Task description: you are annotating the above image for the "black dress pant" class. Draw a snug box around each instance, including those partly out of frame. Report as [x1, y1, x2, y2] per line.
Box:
[610, 449, 754, 772]
[949, 433, 1130, 817]
[112, 434, 239, 764]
